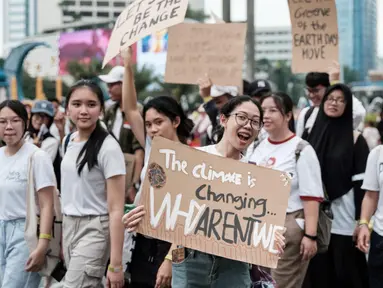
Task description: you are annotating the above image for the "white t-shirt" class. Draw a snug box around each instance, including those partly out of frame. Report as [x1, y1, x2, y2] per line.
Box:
[363, 127, 381, 150]
[362, 145, 383, 237]
[25, 133, 60, 162]
[0, 143, 56, 220]
[249, 135, 324, 213]
[112, 107, 123, 141]
[196, 144, 248, 163]
[61, 132, 126, 216]
[330, 189, 356, 236]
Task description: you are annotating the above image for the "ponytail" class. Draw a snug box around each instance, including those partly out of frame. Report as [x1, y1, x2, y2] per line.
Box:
[76, 120, 108, 175]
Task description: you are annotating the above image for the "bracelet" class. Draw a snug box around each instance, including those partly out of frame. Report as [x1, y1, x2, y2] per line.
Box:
[358, 220, 369, 227]
[39, 233, 52, 240]
[304, 233, 318, 241]
[108, 265, 123, 273]
[165, 254, 172, 261]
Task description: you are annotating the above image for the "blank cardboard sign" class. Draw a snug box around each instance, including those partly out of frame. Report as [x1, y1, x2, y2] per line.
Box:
[103, 0, 189, 67]
[288, 0, 339, 73]
[164, 23, 247, 87]
[137, 137, 291, 268]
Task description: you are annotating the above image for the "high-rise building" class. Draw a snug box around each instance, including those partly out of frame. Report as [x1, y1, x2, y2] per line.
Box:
[0, 0, 61, 57]
[254, 26, 292, 65]
[61, 0, 205, 24]
[337, 0, 377, 80]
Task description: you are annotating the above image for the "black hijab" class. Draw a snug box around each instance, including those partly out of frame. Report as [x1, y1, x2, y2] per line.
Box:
[307, 83, 354, 201]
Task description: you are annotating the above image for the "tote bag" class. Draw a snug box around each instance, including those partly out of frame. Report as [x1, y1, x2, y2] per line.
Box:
[24, 150, 62, 277]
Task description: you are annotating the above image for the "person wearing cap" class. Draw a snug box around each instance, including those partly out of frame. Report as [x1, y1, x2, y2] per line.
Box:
[99, 67, 144, 202]
[248, 79, 272, 102]
[25, 100, 61, 188]
[197, 75, 239, 144]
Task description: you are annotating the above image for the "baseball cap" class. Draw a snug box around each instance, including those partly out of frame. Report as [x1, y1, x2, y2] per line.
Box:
[210, 85, 239, 98]
[98, 66, 125, 83]
[248, 79, 271, 97]
[31, 100, 55, 118]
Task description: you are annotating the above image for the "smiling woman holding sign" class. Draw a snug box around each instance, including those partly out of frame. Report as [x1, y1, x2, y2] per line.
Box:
[121, 45, 285, 287]
[120, 47, 194, 288]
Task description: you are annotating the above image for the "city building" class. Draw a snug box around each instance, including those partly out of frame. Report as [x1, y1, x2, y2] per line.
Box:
[60, 0, 205, 24]
[254, 26, 292, 65]
[336, 0, 377, 80]
[0, 0, 61, 57]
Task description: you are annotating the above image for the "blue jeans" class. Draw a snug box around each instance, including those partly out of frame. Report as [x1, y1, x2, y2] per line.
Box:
[0, 219, 41, 288]
[172, 249, 251, 288]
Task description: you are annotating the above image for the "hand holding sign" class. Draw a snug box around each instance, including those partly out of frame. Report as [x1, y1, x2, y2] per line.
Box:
[121, 46, 134, 68]
[103, 0, 189, 67]
[328, 61, 340, 82]
[197, 74, 213, 98]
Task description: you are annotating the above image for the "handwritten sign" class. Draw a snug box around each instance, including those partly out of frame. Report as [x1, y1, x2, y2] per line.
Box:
[103, 0, 189, 67]
[164, 23, 247, 87]
[288, 0, 339, 73]
[137, 137, 291, 268]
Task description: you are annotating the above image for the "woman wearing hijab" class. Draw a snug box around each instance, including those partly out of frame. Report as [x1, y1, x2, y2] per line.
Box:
[304, 84, 370, 288]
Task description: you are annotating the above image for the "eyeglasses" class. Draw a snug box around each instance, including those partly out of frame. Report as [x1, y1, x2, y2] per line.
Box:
[230, 113, 263, 131]
[326, 97, 345, 104]
[0, 117, 23, 127]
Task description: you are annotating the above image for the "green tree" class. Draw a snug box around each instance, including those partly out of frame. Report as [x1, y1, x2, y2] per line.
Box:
[0, 58, 4, 69]
[66, 59, 113, 81]
[22, 71, 70, 100]
[185, 5, 208, 22]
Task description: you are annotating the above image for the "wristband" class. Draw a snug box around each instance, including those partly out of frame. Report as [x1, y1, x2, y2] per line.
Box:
[39, 233, 52, 240]
[203, 96, 213, 103]
[358, 220, 369, 227]
[108, 265, 123, 273]
[165, 254, 172, 261]
[304, 233, 317, 241]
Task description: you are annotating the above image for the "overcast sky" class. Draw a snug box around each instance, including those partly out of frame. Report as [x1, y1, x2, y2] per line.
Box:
[205, 0, 383, 58]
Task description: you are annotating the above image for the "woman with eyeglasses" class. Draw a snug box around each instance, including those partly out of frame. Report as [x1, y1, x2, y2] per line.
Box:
[304, 84, 370, 288]
[122, 85, 286, 286]
[248, 92, 324, 288]
[0, 100, 55, 288]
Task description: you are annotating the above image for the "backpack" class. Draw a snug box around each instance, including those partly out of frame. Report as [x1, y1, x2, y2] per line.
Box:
[295, 140, 333, 254]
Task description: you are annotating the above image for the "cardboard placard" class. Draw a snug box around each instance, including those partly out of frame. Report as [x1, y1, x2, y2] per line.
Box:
[124, 153, 136, 189]
[103, 0, 189, 67]
[164, 23, 247, 87]
[288, 0, 339, 73]
[137, 137, 291, 268]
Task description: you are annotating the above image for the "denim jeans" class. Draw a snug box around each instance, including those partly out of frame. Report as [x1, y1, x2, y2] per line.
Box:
[0, 219, 41, 288]
[172, 249, 251, 288]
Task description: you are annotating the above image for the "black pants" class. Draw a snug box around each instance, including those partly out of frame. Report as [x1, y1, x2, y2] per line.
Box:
[369, 231, 383, 288]
[303, 234, 369, 288]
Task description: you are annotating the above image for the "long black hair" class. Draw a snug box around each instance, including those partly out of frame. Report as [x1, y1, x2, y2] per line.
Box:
[143, 96, 194, 144]
[213, 95, 263, 143]
[65, 79, 109, 175]
[260, 92, 296, 133]
[0, 100, 28, 140]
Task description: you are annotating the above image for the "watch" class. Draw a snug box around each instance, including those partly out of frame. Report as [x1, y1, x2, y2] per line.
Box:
[304, 233, 318, 241]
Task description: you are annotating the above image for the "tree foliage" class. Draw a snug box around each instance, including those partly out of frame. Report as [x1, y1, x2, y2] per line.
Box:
[22, 71, 70, 100]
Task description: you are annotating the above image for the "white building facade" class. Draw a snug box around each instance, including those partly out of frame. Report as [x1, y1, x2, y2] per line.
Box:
[255, 26, 292, 65]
